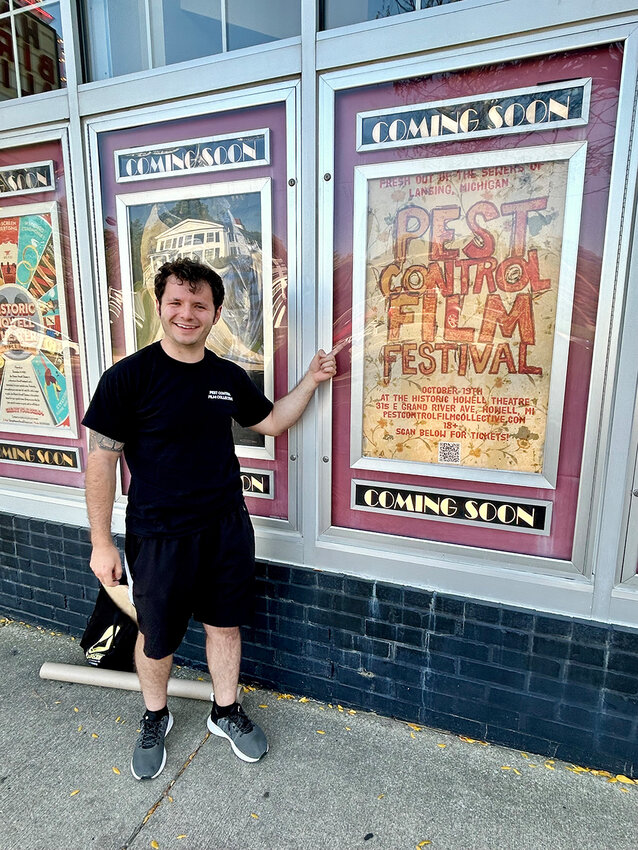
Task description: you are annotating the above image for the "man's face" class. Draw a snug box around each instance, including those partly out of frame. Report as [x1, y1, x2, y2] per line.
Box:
[156, 275, 221, 356]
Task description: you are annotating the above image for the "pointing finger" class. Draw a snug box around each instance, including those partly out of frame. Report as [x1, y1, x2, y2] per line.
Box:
[329, 337, 351, 357]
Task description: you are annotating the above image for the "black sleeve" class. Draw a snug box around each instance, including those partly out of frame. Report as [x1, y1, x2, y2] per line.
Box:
[232, 365, 274, 428]
[81, 363, 134, 444]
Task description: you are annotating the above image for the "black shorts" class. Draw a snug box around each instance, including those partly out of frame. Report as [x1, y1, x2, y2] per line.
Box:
[124, 504, 256, 659]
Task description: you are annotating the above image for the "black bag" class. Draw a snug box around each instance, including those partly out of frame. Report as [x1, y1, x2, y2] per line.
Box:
[80, 586, 138, 672]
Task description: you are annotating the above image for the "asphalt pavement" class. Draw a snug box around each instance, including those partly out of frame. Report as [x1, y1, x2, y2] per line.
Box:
[1, 614, 637, 850]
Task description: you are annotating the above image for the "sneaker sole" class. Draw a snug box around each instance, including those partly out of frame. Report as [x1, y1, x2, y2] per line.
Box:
[206, 715, 268, 763]
[131, 712, 174, 781]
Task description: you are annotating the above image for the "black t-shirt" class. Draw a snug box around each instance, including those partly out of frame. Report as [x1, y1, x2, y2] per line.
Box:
[82, 342, 273, 537]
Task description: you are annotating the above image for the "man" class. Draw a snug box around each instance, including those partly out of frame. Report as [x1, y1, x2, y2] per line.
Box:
[83, 258, 341, 780]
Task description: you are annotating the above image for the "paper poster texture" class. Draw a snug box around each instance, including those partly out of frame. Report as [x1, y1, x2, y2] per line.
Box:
[360, 158, 569, 474]
[0, 209, 76, 433]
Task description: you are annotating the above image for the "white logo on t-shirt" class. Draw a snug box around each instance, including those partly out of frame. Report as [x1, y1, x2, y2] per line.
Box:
[208, 390, 233, 402]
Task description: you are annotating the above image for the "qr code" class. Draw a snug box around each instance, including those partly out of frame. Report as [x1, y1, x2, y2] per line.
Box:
[438, 441, 461, 464]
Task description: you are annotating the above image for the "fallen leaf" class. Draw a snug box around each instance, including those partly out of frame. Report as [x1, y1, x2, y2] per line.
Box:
[177, 836, 187, 840]
[501, 766, 511, 771]
[616, 775, 634, 784]
[410, 732, 416, 739]
[592, 770, 613, 777]
[346, 726, 351, 731]
[299, 697, 309, 703]
[459, 736, 477, 743]
[316, 730, 326, 734]
[77, 725, 82, 732]
[338, 705, 344, 712]
[521, 752, 529, 759]
[251, 813, 259, 819]
[416, 841, 432, 848]
[92, 733, 99, 739]
[70, 790, 80, 797]
[513, 769, 522, 776]
[437, 743, 446, 749]
[544, 763, 555, 770]
[197, 677, 204, 681]
[277, 694, 294, 700]
[73, 707, 79, 713]
[112, 767, 120, 775]
[151, 842, 159, 849]
[348, 710, 357, 715]
[259, 704, 268, 708]
[407, 723, 422, 731]
[377, 794, 385, 799]
[168, 796, 174, 803]
[116, 716, 121, 723]
[607, 777, 618, 784]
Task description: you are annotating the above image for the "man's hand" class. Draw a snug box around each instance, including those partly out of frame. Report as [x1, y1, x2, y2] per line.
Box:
[307, 339, 350, 385]
[89, 542, 123, 587]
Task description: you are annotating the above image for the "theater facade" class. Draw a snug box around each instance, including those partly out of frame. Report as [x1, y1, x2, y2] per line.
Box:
[2, 0, 638, 774]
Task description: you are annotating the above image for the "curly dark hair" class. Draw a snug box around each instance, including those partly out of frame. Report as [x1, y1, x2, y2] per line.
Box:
[154, 258, 224, 309]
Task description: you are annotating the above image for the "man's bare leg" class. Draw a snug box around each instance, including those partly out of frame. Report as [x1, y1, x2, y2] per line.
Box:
[204, 624, 241, 706]
[135, 632, 173, 710]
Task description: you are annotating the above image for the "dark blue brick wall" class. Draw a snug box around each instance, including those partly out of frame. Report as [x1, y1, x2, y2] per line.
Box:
[1, 511, 637, 777]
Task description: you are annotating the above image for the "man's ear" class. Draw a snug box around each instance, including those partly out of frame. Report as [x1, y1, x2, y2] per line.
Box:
[155, 298, 161, 317]
[213, 305, 222, 325]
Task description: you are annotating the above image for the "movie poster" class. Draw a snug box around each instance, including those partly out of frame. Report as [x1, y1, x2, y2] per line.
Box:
[353, 147, 584, 477]
[0, 205, 77, 435]
[117, 179, 272, 451]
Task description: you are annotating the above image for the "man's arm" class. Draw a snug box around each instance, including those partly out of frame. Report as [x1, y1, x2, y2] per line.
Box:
[85, 430, 125, 587]
[251, 343, 346, 437]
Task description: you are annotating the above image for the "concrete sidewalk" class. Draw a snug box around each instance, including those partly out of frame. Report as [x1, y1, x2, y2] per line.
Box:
[1, 615, 637, 850]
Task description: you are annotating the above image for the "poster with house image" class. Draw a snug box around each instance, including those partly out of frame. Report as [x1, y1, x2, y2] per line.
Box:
[116, 179, 273, 455]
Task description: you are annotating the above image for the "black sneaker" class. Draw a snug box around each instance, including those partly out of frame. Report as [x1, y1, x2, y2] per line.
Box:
[207, 703, 268, 763]
[131, 710, 173, 780]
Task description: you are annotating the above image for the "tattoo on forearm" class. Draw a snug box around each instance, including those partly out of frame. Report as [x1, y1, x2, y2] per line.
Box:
[89, 431, 124, 453]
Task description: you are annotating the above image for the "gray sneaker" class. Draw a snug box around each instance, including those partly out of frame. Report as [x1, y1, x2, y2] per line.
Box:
[207, 703, 268, 763]
[131, 710, 173, 780]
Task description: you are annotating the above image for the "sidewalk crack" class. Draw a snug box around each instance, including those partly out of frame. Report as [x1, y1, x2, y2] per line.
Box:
[120, 732, 211, 849]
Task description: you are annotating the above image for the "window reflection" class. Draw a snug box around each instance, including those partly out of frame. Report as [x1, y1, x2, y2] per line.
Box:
[149, 0, 222, 67]
[80, 0, 301, 82]
[321, 0, 463, 29]
[16, 4, 64, 95]
[80, 0, 148, 80]
[226, 0, 300, 51]
[322, 0, 416, 29]
[0, 16, 17, 98]
[0, 3, 65, 101]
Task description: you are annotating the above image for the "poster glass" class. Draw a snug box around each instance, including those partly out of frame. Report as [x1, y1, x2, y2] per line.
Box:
[329, 45, 623, 560]
[0, 203, 77, 435]
[116, 179, 273, 453]
[352, 144, 585, 486]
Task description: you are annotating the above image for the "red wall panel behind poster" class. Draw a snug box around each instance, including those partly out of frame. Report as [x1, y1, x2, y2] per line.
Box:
[331, 45, 622, 560]
[0, 138, 86, 487]
[96, 102, 290, 519]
